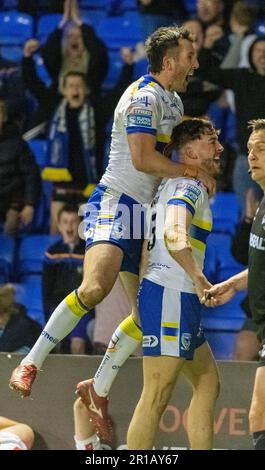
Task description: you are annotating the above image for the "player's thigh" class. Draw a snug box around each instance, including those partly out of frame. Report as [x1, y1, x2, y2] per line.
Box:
[182, 341, 220, 394]
[81, 243, 123, 295]
[142, 356, 185, 407]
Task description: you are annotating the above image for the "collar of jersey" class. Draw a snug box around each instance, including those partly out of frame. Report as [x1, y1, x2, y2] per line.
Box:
[142, 74, 165, 90]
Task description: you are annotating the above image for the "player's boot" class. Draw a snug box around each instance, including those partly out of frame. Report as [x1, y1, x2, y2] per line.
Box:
[9, 364, 38, 397]
[76, 378, 114, 448]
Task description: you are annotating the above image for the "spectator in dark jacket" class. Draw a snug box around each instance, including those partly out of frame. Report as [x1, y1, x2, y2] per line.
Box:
[0, 55, 25, 122]
[0, 101, 41, 234]
[0, 284, 42, 354]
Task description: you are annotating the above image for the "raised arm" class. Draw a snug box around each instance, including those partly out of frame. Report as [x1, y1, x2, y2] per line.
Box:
[127, 133, 215, 195]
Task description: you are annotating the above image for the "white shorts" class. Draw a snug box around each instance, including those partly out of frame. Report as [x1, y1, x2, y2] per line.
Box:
[0, 430, 27, 450]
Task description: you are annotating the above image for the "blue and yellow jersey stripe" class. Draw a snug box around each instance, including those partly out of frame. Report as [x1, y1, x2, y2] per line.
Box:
[167, 195, 196, 216]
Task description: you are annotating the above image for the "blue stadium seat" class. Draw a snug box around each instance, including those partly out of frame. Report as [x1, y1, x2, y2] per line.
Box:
[33, 53, 52, 87]
[207, 101, 236, 143]
[97, 16, 142, 50]
[204, 330, 237, 360]
[15, 277, 44, 326]
[102, 50, 124, 89]
[201, 229, 246, 360]
[206, 232, 245, 282]
[80, 8, 107, 33]
[0, 45, 23, 62]
[79, 0, 107, 7]
[3, 0, 18, 9]
[0, 234, 16, 283]
[133, 57, 148, 81]
[201, 290, 246, 330]
[184, 0, 197, 15]
[0, 12, 33, 45]
[203, 241, 218, 284]
[122, 0, 137, 12]
[18, 234, 61, 278]
[223, 109, 237, 146]
[37, 14, 62, 44]
[210, 191, 241, 235]
[28, 139, 48, 169]
[255, 20, 265, 36]
[29, 190, 50, 234]
[201, 292, 246, 360]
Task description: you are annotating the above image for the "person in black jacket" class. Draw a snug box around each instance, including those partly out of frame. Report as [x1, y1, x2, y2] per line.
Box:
[0, 55, 25, 124]
[0, 101, 41, 234]
[0, 284, 42, 354]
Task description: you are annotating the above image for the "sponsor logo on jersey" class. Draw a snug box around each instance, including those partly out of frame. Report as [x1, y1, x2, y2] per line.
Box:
[143, 335, 159, 347]
[130, 95, 151, 107]
[174, 183, 201, 205]
[127, 113, 152, 128]
[130, 108, 152, 116]
[181, 333, 191, 351]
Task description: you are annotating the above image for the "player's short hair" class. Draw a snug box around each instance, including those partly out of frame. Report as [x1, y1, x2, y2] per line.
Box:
[248, 119, 265, 132]
[164, 118, 216, 157]
[145, 26, 195, 74]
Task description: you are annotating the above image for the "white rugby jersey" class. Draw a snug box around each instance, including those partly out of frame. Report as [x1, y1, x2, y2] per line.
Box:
[145, 177, 212, 292]
[101, 74, 184, 205]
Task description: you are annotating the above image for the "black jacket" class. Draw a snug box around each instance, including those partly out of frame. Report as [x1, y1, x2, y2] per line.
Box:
[179, 49, 221, 118]
[198, 46, 265, 153]
[0, 56, 25, 118]
[0, 123, 41, 206]
[0, 304, 42, 352]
